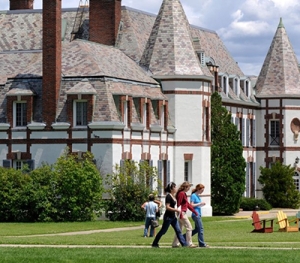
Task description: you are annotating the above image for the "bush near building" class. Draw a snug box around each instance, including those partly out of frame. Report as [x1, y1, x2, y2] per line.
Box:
[104, 160, 159, 221]
[0, 151, 103, 222]
[258, 162, 300, 209]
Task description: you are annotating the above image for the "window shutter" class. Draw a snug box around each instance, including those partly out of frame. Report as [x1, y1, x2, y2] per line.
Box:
[235, 117, 239, 130]
[120, 159, 125, 175]
[158, 160, 162, 195]
[3, 159, 12, 168]
[246, 162, 250, 198]
[167, 160, 171, 184]
[253, 162, 256, 198]
[252, 119, 256, 147]
[242, 118, 245, 146]
[149, 160, 153, 191]
[246, 119, 250, 147]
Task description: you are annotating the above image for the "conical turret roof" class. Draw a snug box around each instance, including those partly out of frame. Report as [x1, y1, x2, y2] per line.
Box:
[256, 18, 300, 97]
[140, 0, 206, 76]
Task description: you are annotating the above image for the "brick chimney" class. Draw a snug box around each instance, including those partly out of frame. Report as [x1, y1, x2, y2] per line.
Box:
[89, 0, 121, 45]
[10, 0, 34, 10]
[42, 0, 62, 127]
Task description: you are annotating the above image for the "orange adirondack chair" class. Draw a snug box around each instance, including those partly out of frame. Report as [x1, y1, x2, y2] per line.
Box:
[276, 210, 299, 232]
[251, 211, 274, 233]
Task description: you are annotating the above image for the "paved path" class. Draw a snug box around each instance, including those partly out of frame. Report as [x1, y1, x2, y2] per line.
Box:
[8, 226, 144, 237]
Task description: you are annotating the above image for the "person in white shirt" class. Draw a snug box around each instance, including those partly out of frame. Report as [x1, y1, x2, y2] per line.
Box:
[141, 194, 158, 237]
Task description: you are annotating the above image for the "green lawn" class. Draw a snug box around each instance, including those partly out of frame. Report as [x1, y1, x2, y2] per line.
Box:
[1, 216, 300, 262]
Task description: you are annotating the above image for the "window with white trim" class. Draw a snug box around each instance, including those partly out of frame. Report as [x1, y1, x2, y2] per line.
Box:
[245, 81, 249, 97]
[74, 100, 87, 126]
[14, 102, 27, 127]
[223, 76, 227, 94]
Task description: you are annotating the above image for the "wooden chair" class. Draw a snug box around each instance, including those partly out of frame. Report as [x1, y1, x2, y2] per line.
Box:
[251, 211, 274, 233]
[296, 211, 300, 230]
[276, 210, 299, 232]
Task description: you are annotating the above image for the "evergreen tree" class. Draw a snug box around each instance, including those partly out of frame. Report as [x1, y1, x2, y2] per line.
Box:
[258, 162, 300, 209]
[211, 92, 246, 214]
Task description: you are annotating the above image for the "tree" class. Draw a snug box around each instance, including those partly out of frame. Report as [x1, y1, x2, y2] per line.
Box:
[51, 151, 104, 221]
[104, 160, 159, 221]
[258, 162, 300, 209]
[0, 167, 32, 222]
[211, 92, 246, 214]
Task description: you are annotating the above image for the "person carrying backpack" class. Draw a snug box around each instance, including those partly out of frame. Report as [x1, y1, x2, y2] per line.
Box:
[141, 194, 158, 237]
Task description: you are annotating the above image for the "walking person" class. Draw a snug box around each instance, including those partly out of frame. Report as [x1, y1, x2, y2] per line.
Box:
[152, 182, 188, 248]
[172, 181, 198, 248]
[141, 194, 158, 237]
[153, 198, 162, 237]
[189, 183, 209, 247]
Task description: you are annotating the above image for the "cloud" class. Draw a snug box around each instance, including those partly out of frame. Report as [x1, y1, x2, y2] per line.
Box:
[271, 0, 300, 9]
[218, 9, 271, 40]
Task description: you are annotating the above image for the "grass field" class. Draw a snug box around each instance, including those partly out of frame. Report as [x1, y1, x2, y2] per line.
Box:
[1, 215, 300, 262]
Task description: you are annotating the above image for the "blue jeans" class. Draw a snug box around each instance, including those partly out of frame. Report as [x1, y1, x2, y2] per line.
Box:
[191, 214, 206, 247]
[144, 217, 155, 237]
[152, 216, 187, 247]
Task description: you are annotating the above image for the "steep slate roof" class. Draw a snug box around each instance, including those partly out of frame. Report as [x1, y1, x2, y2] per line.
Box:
[139, 0, 207, 76]
[190, 26, 244, 76]
[255, 18, 300, 97]
[0, 2, 256, 122]
[117, 7, 156, 63]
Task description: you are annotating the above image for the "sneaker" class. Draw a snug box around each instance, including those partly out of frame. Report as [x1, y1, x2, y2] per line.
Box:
[172, 245, 180, 248]
[199, 244, 210, 248]
[188, 244, 197, 248]
[152, 244, 160, 248]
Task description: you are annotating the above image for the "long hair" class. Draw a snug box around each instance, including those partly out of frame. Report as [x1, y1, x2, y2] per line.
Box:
[164, 182, 176, 193]
[176, 181, 191, 198]
[192, 183, 205, 194]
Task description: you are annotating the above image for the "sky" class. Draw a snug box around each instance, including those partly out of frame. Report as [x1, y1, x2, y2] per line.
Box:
[1, 0, 300, 76]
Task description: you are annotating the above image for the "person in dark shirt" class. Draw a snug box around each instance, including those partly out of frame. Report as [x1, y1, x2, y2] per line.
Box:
[152, 182, 187, 248]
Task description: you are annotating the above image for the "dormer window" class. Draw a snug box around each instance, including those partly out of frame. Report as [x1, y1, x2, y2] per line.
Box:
[234, 78, 238, 94]
[245, 81, 250, 97]
[218, 75, 228, 95]
[66, 79, 97, 128]
[15, 101, 27, 127]
[75, 100, 87, 126]
[6, 85, 34, 129]
[197, 51, 205, 66]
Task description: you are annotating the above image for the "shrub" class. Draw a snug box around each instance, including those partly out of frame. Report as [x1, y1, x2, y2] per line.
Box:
[258, 162, 300, 209]
[0, 166, 32, 222]
[0, 151, 103, 222]
[51, 151, 104, 221]
[240, 197, 272, 211]
[104, 160, 159, 221]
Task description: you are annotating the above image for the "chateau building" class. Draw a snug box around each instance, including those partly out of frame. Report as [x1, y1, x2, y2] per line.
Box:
[1, 0, 299, 216]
